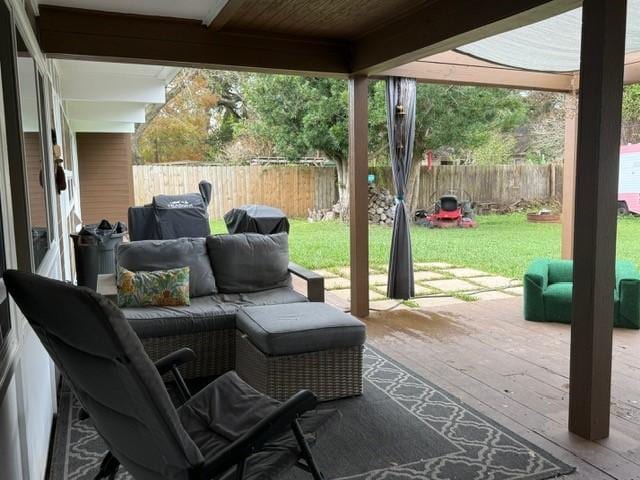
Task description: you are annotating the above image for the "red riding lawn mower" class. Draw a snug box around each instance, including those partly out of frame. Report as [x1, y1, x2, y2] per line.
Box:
[415, 190, 478, 228]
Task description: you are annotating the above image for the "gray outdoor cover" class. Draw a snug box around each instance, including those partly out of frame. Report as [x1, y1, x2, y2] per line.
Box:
[224, 204, 290, 234]
[129, 181, 212, 241]
[153, 192, 210, 239]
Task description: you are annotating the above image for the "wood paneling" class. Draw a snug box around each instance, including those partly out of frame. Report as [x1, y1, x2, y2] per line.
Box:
[132, 165, 337, 220]
[224, 0, 429, 40]
[77, 133, 133, 225]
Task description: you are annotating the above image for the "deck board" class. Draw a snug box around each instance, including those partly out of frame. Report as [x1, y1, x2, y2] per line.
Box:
[357, 297, 640, 480]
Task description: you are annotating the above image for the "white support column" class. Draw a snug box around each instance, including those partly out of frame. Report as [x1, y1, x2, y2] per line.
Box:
[561, 91, 578, 259]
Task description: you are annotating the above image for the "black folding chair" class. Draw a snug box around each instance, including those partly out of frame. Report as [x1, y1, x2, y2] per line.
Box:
[2, 271, 325, 480]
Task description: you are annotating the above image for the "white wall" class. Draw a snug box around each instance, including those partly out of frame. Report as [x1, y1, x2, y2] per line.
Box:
[0, 0, 74, 478]
[0, 378, 24, 480]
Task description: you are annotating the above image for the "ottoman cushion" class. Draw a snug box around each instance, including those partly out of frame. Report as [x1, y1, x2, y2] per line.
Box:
[236, 303, 366, 356]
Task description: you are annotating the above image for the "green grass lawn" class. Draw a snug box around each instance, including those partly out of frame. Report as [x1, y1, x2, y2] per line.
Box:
[211, 214, 640, 279]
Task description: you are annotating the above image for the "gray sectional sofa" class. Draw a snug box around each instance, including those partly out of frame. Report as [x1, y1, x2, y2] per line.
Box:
[105, 233, 366, 401]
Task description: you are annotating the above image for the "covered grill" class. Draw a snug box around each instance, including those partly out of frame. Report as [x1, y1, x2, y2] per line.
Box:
[224, 205, 290, 234]
[128, 181, 212, 240]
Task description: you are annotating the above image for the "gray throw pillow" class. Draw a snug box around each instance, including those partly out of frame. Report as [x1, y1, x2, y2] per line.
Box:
[117, 238, 216, 297]
[206, 233, 291, 293]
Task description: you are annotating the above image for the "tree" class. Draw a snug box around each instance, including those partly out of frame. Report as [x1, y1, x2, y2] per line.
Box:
[135, 70, 247, 164]
[239, 74, 527, 212]
[622, 84, 640, 144]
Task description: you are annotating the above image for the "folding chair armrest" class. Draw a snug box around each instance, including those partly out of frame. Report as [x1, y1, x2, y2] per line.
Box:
[201, 389, 318, 477]
[154, 347, 196, 375]
[289, 263, 324, 302]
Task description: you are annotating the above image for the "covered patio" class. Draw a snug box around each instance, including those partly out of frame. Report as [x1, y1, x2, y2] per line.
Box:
[2, 0, 640, 479]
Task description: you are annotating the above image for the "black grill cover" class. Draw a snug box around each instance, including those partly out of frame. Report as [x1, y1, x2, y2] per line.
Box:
[224, 205, 290, 234]
[128, 181, 212, 241]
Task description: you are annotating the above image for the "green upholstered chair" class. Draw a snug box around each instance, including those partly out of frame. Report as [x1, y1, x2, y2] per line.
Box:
[523, 258, 640, 329]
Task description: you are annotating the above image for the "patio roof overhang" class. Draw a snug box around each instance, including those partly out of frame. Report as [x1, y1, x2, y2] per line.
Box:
[23, 0, 637, 443]
[35, 0, 582, 76]
[53, 60, 178, 133]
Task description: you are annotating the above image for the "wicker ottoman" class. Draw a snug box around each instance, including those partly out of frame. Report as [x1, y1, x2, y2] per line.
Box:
[235, 303, 366, 401]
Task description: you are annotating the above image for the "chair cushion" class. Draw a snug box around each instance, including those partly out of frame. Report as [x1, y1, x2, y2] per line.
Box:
[178, 371, 335, 479]
[543, 282, 573, 323]
[117, 266, 190, 308]
[117, 238, 216, 297]
[236, 303, 366, 356]
[548, 260, 573, 284]
[206, 233, 291, 293]
[178, 371, 281, 460]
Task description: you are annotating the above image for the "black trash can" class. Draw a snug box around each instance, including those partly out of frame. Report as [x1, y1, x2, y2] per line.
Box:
[71, 220, 126, 290]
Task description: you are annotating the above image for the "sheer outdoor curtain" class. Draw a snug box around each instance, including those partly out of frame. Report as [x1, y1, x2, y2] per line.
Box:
[386, 77, 416, 300]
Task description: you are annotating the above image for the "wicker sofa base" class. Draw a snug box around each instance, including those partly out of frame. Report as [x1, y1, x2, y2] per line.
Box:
[234, 331, 363, 402]
[141, 329, 235, 379]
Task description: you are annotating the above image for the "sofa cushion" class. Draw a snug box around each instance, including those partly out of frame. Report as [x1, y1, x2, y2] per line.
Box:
[122, 287, 307, 338]
[236, 303, 366, 356]
[212, 288, 307, 307]
[543, 282, 572, 323]
[548, 260, 573, 284]
[117, 238, 216, 297]
[122, 297, 237, 338]
[206, 233, 291, 293]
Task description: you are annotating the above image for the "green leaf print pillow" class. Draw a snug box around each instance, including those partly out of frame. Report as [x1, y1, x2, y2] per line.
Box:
[116, 266, 190, 308]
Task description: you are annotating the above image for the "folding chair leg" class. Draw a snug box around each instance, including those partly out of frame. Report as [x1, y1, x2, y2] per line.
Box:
[94, 452, 120, 480]
[292, 420, 324, 480]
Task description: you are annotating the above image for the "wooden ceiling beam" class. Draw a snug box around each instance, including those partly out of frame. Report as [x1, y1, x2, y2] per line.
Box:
[350, 0, 582, 74]
[205, 0, 247, 31]
[380, 59, 576, 92]
[37, 5, 350, 76]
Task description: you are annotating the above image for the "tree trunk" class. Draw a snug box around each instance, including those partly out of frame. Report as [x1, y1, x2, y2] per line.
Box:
[335, 157, 349, 219]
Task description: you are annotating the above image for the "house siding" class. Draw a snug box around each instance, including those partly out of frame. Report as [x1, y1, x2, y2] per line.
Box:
[77, 133, 134, 225]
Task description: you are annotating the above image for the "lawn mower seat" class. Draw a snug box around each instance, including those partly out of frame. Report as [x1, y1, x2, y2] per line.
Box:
[439, 195, 459, 212]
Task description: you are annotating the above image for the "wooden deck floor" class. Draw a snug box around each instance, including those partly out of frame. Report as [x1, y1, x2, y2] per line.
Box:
[359, 297, 640, 480]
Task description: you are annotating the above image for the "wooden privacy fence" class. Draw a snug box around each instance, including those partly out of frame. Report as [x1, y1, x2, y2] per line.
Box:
[416, 164, 562, 206]
[134, 163, 563, 219]
[372, 163, 563, 206]
[133, 164, 337, 219]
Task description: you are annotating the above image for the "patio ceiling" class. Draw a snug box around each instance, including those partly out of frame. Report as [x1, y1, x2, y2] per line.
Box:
[54, 59, 179, 133]
[35, 0, 582, 76]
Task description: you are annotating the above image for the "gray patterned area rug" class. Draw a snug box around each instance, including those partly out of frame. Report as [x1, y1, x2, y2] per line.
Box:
[49, 346, 574, 480]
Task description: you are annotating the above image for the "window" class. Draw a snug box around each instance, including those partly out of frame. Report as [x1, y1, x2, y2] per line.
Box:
[16, 29, 50, 270]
